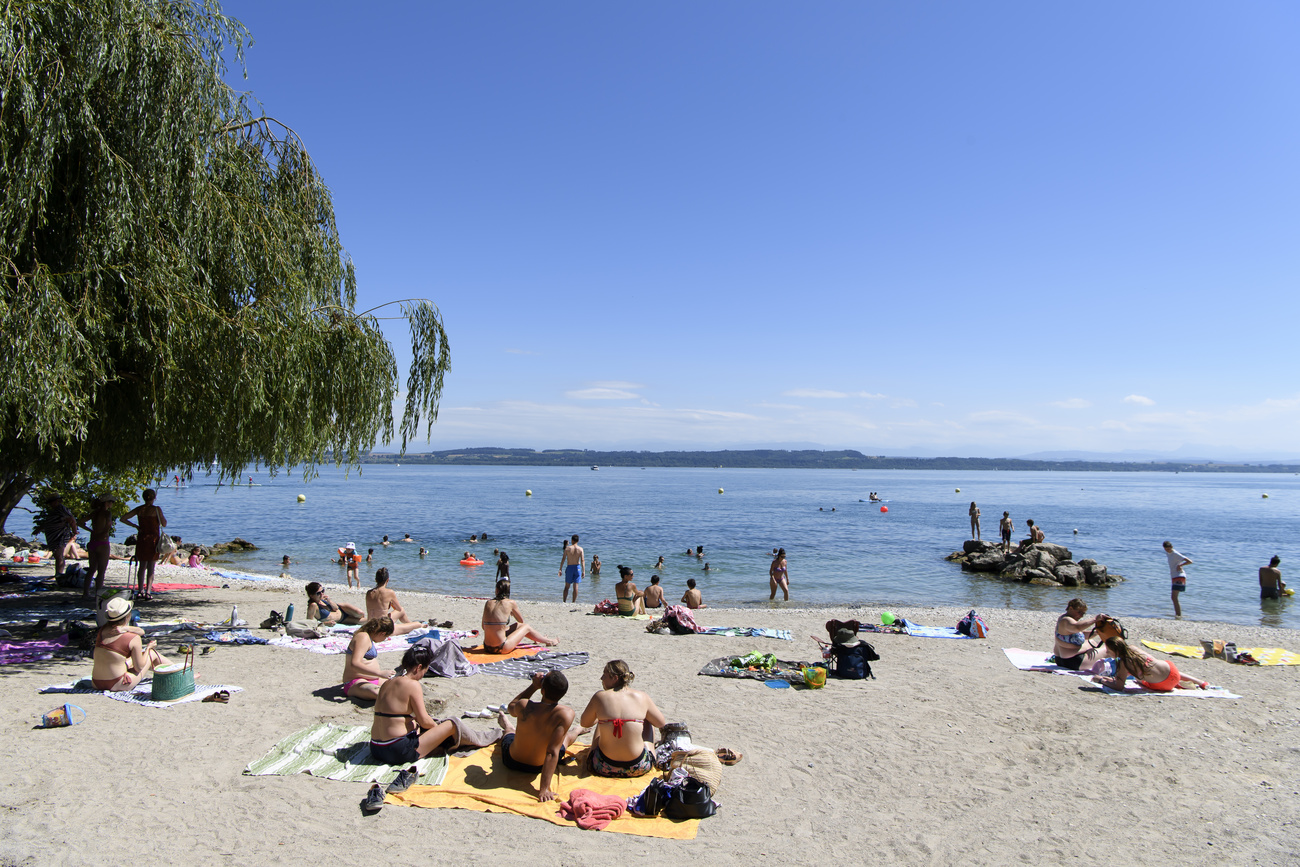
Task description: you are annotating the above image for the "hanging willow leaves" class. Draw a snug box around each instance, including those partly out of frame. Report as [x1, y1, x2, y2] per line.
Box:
[0, 0, 449, 528]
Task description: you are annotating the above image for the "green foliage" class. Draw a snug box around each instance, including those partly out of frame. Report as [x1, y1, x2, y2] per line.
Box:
[30, 468, 154, 536]
[0, 0, 449, 525]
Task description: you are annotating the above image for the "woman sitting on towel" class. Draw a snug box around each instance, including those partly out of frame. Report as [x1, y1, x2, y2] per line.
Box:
[305, 582, 364, 626]
[1051, 599, 1112, 671]
[578, 660, 667, 778]
[614, 566, 646, 616]
[342, 617, 396, 701]
[90, 597, 171, 691]
[480, 579, 558, 654]
[1092, 637, 1207, 692]
[370, 645, 467, 764]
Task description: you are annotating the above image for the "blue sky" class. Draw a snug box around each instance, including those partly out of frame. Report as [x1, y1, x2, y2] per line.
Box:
[226, 1, 1300, 458]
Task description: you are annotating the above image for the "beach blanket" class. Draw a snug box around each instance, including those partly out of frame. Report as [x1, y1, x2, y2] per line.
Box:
[1, 607, 94, 624]
[387, 744, 698, 839]
[1001, 649, 1241, 699]
[461, 644, 541, 664]
[475, 651, 589, 679]
[40, 679, 245, 708]
[0, 634, 68, 664]
[1140, 640, 1300, 666]
[698, 627, 794, 641]
[266, 626, 470, 656]
[203, 629, 269, 645]
[698, 655, 816, 683]
[244, 723, 448, 785]
[210, 569, 277, 583]
[905, 624, 973, 640]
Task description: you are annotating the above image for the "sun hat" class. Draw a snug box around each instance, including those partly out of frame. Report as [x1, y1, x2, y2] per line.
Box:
[832, 627, 858, 646]
[105, 596, 134, 621]
[345, 542, 356, 551]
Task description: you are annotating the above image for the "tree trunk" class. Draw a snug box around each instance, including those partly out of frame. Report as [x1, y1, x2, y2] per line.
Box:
[0, 471, 35, 534]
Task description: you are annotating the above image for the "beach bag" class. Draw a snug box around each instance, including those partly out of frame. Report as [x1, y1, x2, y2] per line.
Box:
[957, 610, 989, 638]
[663, 777, 717, 820]
[592, 599, 619, 615]
[1095, 616, 1126, 642]
[831, 641, 877, 679]
[663, 605, 701, 635]
[633, 777, 670, 816]
[803, 666, 827, 688]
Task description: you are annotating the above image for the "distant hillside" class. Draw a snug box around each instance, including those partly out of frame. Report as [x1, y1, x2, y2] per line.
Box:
[362, 448, 1300, 473]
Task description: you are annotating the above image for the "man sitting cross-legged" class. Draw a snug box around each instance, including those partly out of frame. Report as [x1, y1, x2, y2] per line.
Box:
[365, 567, 429, 636]
[502, 671, 590, 802]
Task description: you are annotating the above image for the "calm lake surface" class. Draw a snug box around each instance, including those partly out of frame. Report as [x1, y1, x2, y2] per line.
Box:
[92, 466, 1300, 629]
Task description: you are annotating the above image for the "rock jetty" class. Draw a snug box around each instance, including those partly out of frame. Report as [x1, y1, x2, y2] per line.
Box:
[946, 540, 1124, 588]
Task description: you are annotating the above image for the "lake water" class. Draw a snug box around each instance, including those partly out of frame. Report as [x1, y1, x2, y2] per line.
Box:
[82, 466, 1300, 629]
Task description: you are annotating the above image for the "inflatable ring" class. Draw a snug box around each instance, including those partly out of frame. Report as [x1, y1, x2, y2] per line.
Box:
[460, 558, 484, 566]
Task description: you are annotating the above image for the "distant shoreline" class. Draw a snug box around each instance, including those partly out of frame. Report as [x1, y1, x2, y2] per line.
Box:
[361, 448, 1300, 473]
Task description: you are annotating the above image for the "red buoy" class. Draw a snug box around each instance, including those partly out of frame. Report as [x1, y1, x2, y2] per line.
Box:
[880, 506, 888, 513]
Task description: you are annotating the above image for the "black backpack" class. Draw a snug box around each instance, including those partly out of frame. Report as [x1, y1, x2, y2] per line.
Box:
[663, 777, 717, 820]
[831, 641, 878, 679]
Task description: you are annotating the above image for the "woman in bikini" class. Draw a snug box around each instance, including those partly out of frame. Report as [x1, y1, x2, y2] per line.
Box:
[90, 597, 171, 691]
[79, 496, 116, 602]
[481, 579, 557, 654]
[305, 582, 365, 625]
[369, 644, 464, 764]
[614, 566, 645, 616]
[1051, 598, 1112, 671]
[579, 659, 667, 778]
[121, 488, 165, 600]
[770, 548, 790, 601]
[342, 617, 397, 701]
[1092, 637, 1207, 692]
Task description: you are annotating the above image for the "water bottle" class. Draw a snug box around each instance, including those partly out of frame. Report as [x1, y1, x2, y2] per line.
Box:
[285, 603, 295, 623]
[230, 604, 239, 626]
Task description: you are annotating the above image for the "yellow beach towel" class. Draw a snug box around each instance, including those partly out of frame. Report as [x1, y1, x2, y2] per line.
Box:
[386, 744, 700, 839]
[1141, 640, 1300, 666]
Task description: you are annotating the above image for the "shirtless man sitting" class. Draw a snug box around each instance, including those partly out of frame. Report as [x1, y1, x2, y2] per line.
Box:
[642, 575, 665, 609]
[1260, 555, 1287, 600]
[681, 577, 708, 609]
[502, 671, 588, 801]
[365, 567, 428, 635]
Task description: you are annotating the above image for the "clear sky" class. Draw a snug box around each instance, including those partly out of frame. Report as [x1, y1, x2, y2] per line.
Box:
[224, 1, 1300, 459]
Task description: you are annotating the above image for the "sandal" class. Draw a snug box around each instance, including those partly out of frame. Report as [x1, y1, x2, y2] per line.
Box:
[715, 748, 743, 766]
[202, 689, 230, 703]
[201, 646, 215, 656]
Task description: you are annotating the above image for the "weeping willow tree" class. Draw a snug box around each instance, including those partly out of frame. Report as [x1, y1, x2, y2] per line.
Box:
[0, 0, 450, 531]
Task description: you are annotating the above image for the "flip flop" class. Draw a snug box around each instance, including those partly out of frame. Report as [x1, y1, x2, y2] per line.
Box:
[201, 646, 215, 656]
[202, 690, 230, 703]
[715, 748, 743, 766]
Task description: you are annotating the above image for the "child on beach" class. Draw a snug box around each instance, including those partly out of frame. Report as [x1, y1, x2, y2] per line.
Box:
[1092, 637, 1206, 692]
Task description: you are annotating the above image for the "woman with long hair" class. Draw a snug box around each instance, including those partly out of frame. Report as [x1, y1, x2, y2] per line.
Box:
[121, 489, 165, 600]
[342, 617, 397, 701]
[1093, 637, 1207, 692]
[481, 579, 557, 654]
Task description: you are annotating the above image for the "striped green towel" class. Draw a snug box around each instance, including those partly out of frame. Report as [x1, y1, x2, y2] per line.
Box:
[244, 723, 448, 785]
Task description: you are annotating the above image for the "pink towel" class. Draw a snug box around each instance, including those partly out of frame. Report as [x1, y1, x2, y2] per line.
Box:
[559, 788, 627, 830]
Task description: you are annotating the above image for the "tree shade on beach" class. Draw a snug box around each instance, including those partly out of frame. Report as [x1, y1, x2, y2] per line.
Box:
[0, 0, 450, 529]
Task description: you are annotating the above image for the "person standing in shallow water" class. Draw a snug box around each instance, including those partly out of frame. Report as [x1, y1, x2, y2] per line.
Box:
[999, 511, 1013, 552]
[969, 502, 981, 540]
[1259, 556, 1286, 600]
[770, 548, 789, 601]
[1164, 540, 1192, 617]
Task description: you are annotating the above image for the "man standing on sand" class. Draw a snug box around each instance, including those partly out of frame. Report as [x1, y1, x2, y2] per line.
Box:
[1260, 555, 1286, 600]
[503, 671, 588, 802]
[562, 534, 584, 602]
[1164, 540, 1192, 617]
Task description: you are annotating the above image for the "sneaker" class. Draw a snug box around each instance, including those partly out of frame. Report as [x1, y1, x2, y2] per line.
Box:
[360, 784, 385, 814]
[386, 767, 419, 794]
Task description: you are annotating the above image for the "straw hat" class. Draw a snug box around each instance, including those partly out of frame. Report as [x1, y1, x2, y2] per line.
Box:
[105, 596, 134, 621]
[669, 748, 724, 793]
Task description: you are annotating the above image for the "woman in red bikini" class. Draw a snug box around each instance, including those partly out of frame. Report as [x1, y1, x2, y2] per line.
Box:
[1092, 637, 1207, 692]
[342, 617, 396, 701]
[90, 597, 171, 691]
[121, 489, 166, 601]
[578, 659, 667, 778]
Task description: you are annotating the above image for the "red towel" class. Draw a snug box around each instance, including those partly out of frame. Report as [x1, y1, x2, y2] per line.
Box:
[558, 788, 627, 830]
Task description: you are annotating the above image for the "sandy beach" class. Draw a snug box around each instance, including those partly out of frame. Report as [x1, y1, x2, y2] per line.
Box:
[2, 560, 1298, 866]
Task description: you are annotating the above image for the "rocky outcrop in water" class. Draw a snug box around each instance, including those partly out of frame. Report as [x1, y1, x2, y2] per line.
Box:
[945, 540, 1123, 587]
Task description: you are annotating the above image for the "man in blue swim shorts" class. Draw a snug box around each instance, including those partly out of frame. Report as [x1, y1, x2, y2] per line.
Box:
[562, 534, 584, 602]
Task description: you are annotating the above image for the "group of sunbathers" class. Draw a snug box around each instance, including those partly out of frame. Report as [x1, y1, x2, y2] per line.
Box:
[1053, 598, 1207, 691]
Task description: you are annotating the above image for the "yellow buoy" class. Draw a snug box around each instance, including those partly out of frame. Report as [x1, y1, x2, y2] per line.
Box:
[955, 488, 960, 493]
[296, 494, 306, 502]
[718, 488, 724, 494]
[525, 490, 532, 497]
[1262, 493, 1269, 498]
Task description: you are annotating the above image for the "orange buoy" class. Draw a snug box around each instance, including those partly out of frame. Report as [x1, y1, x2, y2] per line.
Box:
[880, 506, 889, 513]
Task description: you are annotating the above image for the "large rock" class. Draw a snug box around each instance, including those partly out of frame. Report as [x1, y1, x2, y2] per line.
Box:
[209, 538, 258, 556]
[1026, 568, 1061, 586]
[963, 540, 1000, 555]
[1083, 562, 1108, 585]
[1054, 563, 1084, 587]
[963, 551, 1007, 573]
[1028, 548, 1058, 573]
[999, 561, 1027, 581]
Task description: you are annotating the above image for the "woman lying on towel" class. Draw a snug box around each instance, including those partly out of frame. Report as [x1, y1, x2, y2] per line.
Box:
[480, 579, 558, 654]
[1092, 637, 1207, 692]
[342, 617, 397, 701]
[578, 660, 667, 778]
[371, 645, 488, 764]
[90, 597, 172, 691]
[1052, 598, 1113, 671]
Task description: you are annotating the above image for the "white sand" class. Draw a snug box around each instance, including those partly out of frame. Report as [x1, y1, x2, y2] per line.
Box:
[2, 561, 1298, 865]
